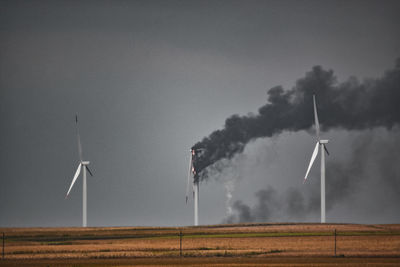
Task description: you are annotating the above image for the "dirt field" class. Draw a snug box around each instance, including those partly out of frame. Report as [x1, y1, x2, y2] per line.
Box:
[0, 223, 399, 266]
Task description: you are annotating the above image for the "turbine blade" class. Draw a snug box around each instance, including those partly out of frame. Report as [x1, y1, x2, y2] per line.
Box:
[185, 155, 193, 204]
[86, 165, 93, 176]
[304, 142, 319, 183]
[66, 163, 82, 198]
[324, 145, 330, 156]
[76, 115, 83, 162]
[313, 95, 320, 141]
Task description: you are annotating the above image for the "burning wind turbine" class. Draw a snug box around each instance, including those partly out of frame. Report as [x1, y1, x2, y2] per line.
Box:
[303, 95, 330, 223]
[65, 115, 94, 227]
[186, 148, 204, 226]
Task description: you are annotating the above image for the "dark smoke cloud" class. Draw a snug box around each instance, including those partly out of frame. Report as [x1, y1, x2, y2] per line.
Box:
[192, 59, 400, 182]
[224, 128, 400, 223]
[225, 185, 310, 223]
[227, 200, 254, 223]
[224, 186, 276, 223]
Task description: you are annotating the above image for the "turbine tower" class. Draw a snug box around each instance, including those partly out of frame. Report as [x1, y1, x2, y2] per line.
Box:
[186, 148, 203, 226]
[65, 115, 94, 227]
[303, 95, 330, 223]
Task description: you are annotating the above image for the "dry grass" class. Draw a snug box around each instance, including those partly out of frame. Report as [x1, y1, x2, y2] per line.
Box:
[0, 223, 399, 266]
[1, 257, 400, 267]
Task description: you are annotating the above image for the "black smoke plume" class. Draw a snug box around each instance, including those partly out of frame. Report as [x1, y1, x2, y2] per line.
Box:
[192, 59, 400, 182]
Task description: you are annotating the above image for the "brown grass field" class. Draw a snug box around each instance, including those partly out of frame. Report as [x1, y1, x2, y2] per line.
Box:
[0, 223, 399, 266]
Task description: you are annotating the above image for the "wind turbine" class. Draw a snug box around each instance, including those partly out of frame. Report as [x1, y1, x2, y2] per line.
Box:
[303, 95, 330, 223]
[65, 115, 93, 227]
[186, 148, 204, 226]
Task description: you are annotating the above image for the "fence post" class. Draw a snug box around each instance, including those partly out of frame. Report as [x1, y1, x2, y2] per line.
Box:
[2, 232, 4, 260]
[334, 229, 336, 257]
[179, 230, 182, 257]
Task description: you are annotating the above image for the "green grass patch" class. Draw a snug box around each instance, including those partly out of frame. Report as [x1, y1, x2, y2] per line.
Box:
[181, 231, 400, 239]
[180, 232, 328, 238]
[214, 250, 232, 257]
[338, 231, 400, 236]
[43, 241, 74, 245]
[268, 249, 284, 253]
[243, 251, 266, 256]
[198, 247, 212, 250]
[6, 230, 400, 243]
[10, 250, 34, 255]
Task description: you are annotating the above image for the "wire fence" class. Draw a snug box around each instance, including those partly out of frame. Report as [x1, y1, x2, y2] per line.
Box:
[1, 227, 399, 260]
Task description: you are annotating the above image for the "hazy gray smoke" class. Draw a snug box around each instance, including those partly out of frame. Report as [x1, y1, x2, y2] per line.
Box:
[192, 59, 400, 182]
[224, 186, 280, 223]
[225, 200, 254, 223]
[224, 128, 400, 223]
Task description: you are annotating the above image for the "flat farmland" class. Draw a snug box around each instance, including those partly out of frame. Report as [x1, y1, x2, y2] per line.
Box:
[0, 223, 399, 266]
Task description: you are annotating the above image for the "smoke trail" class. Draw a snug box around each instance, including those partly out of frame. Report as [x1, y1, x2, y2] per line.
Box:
[224, 186, 279, 223]
[224, 178, 235, 217]
[192, 59, 400, 182]
[224, 128, 400, 223]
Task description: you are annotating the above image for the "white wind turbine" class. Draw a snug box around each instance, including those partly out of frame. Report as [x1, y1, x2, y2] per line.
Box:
[65, 115, 93, 227]
[186, 148, 203, 226]
[303, 95, 330, 223]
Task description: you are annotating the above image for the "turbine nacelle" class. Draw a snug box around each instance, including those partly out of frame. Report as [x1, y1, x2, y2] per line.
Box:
[190, 148, 205, 152]
[190, 148, 205, 157]
[319, 140, 329, 144]
[65, 161, 93, 199]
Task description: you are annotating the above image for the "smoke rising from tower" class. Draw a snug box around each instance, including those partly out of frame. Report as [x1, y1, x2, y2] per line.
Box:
[191, 59, 400, 182]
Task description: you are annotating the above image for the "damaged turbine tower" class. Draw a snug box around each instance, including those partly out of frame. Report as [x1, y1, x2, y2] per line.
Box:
[186, 148, 204, 226]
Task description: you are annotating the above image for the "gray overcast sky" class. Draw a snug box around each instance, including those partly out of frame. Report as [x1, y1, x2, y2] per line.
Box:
[0, 0, 399, 227]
